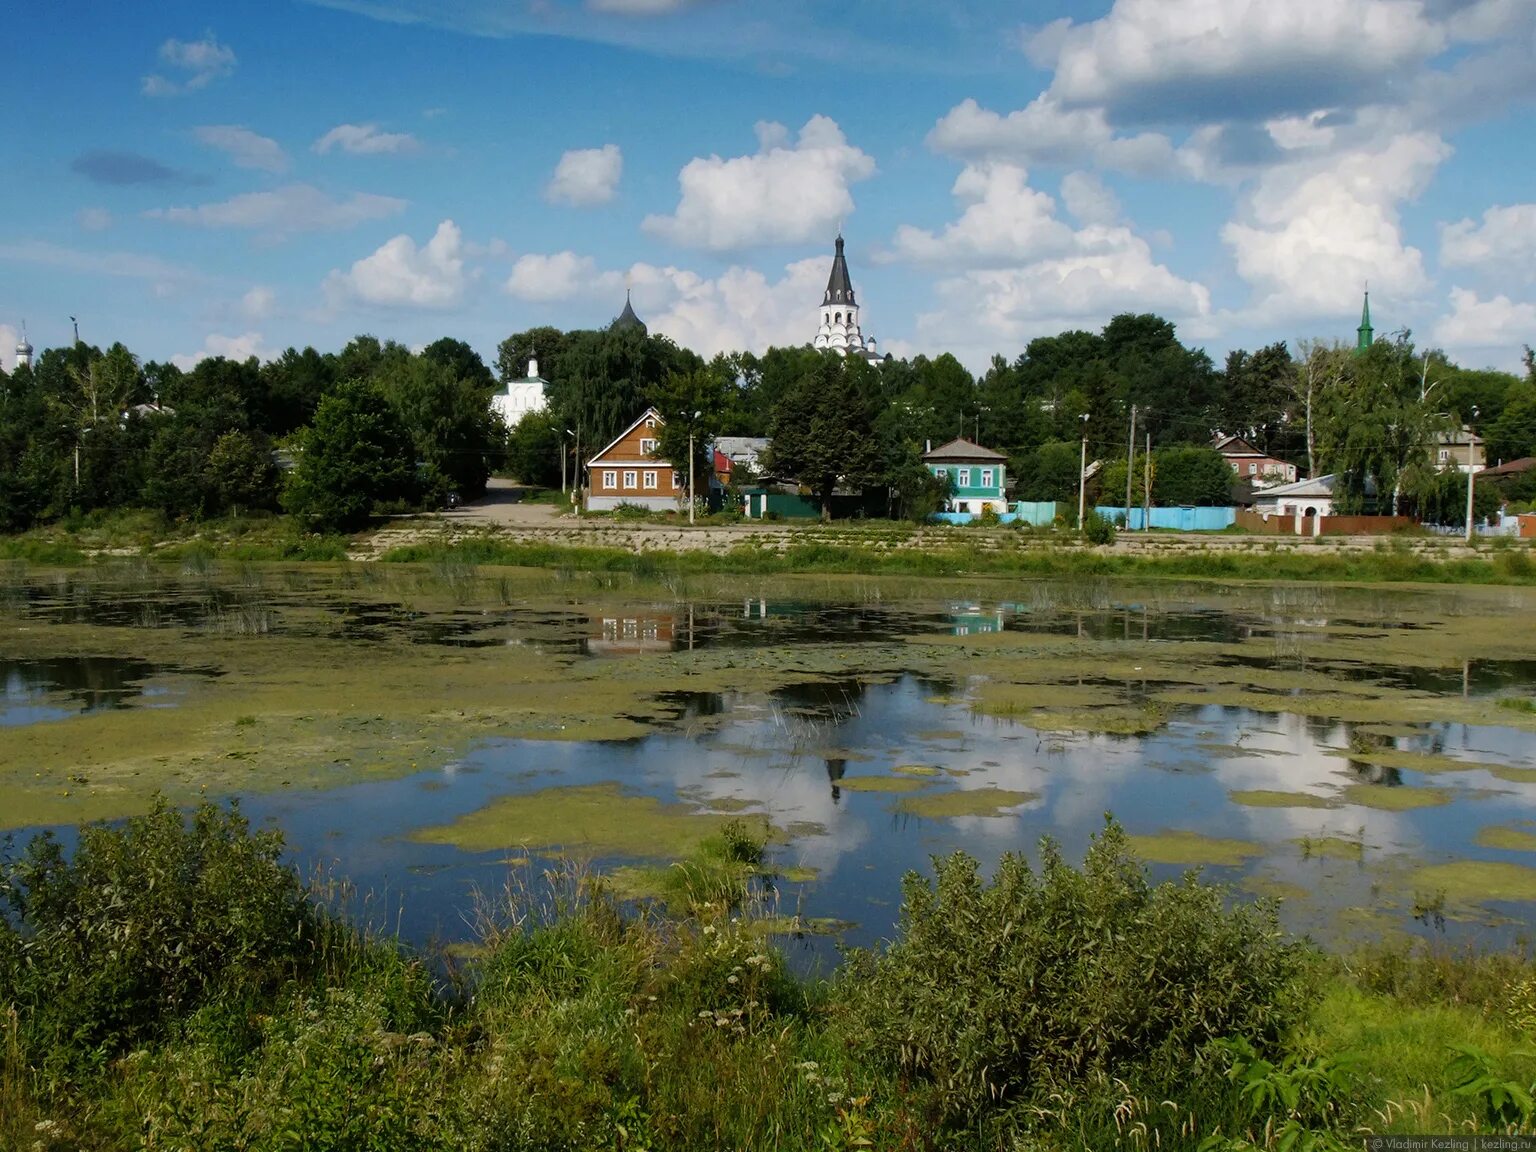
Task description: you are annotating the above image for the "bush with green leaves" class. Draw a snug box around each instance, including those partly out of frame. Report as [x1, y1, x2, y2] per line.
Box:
[837, 818, 1316, 1128]
[1082, 508, 1116, 545]
[0, 798, 319, 1080]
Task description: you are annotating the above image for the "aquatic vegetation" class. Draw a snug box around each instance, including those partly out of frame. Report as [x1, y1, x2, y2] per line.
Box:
[836, 774, 931, 793]
[1412, 860, 1536, 905]
[1341, 783, 1453, 810]
[411, 782, 745, 857]
[1474, 826, 1536, 852]
[891, 786, 1037, 819]
[1230, 789, 1339, 809]
[1126, 829, 1264, 867]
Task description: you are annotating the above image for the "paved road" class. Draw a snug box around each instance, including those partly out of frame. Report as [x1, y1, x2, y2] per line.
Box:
[445, 477, 569, 527]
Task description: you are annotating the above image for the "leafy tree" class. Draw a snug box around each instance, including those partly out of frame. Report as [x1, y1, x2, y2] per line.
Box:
[1219, 342, 1296, 453]
[496, 326, 570, 387]
[258, 347, 335, 436]
[1014, 440, 1082, 502]
[1151, 446, 1233, 506]
[1486, 384, 1536, 466]
[204, 430, 277, 516]
[283, 379, 417, 532]
[374, 353, 499, 501]
[766, 354, 886, 520]
[648, 368, 729, 486]
[421, 337, 494, 393]
[504, 410, 564, 488]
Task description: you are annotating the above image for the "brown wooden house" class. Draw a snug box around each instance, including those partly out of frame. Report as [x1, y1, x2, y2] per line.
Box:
[585, 408, 687, 512]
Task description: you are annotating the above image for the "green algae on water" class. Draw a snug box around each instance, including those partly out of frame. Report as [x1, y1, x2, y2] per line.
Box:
[838, 775, 931, 794]
[1340, 783, 1452, 811]
[1126, 830, 1262, 867]
[411, 782, 736, 856]
[1474, 826, 1536, 852]
[1293, 835, 1365, 861]
[1411, 860, 1536, 904]
[893, 786, 1037, 820]
[1229, 789, 1338, 809]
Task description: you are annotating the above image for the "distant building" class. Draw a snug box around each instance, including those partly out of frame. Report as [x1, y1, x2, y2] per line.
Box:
[14, 324, 32, 370]
[1212, 435, 1297, 488]
[813, 235, 883, 364]
[491, 357, 548, 427]
[610, 291, 647, 335]
[714, 436, 770, 482]
[923, 438, 1008, 515]
[1435, 426, 1485, 474]
[1357, 290, 1373, 353]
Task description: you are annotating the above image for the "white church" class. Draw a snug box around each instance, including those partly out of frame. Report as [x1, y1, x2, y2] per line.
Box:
[490, 357, 548, 427]
[813, 234, 884, 364]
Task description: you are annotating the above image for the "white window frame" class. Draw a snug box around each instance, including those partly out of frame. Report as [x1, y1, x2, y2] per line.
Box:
[644, 417, 657, 429]
[602, 469, 617, 490]
[623, 470, 638, 490]
[640, 438, 658, 456]
[643, 470, 658, 490]
[980, 468, 994, 489]
[958, 468, 971, 488]
[673, 472, 684, 490]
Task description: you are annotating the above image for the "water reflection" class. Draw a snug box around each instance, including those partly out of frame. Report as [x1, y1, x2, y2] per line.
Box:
[236, 671, 1536, 967]
[2, 656, 166, 726]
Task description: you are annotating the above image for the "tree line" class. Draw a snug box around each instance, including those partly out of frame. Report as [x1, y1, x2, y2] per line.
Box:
[3, 313, 1533, 534]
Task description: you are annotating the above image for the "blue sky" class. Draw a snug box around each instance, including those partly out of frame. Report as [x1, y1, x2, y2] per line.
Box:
[3, 0, 1534, 376]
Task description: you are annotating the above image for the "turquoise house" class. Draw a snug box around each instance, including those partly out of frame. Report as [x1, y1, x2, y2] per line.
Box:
[923, 438, 1009, 515]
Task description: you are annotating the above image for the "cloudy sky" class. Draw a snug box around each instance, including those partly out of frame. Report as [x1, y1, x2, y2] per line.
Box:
[3, 0, 1534, 375]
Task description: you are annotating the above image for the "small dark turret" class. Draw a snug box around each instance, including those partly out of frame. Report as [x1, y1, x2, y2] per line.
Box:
[610, 290, 647, 335]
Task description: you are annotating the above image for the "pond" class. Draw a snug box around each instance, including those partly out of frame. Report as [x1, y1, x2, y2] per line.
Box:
[3, 563, 1535, 962]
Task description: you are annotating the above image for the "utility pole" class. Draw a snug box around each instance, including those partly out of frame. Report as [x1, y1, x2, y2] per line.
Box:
[1125, 404, 1137, 530]
[1465, 406, 1479, 544]
[1143, 432, 1151, 531]
[1077, 413, 1089, 531]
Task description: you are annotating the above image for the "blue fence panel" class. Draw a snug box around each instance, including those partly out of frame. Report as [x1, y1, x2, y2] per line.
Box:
[1012, 501, 1058, 526]
[1094, 506, 1237, 531]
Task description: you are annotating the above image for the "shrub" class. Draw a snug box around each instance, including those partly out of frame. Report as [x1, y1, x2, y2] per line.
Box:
[1082, 508, 1115, 545]
[836, 818, 1316, 1127]
[0, 798, 319, 1080]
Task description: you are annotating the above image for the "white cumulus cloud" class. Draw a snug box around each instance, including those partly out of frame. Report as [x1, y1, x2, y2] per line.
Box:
[1440, 204, 1536, 283]
[1060, 171, 1121, 226]
[643, 115, 876, 251]
[545, 145, 623, 206]
[1431, 287, 1536, 370]
[1221, 131, 1450, 318]
[505, 251, 619, 302]
[325, 220, 467, 309]
[194, 125, 288, 173]
[885, 163, 1078, 268]
[240, 286, 277, 321]
[142, 33, 237, 96]
[1047, 0, 1445, 123]
[172, 331, 273, 370]
[145, 184, 407, 240]
[313, 124, 421, 156]
[926, 96, 1178, 176]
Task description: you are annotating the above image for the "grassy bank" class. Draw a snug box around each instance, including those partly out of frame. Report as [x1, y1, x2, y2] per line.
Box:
[4, 505, 1534, 585]
[381, 534, 1536, 586]
[5, 803, 1536, 1150]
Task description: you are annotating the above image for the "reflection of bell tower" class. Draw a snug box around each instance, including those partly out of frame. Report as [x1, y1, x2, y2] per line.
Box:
[825, 756, 847, 803]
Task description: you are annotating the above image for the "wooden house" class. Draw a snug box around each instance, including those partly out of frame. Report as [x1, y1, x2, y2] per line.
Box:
[585, 408, 687, 512]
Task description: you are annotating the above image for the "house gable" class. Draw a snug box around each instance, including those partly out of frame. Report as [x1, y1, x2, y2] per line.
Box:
[585, 407, 686, 508]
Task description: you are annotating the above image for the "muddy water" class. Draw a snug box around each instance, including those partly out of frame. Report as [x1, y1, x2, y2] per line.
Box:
[4, 566, 1536, 960]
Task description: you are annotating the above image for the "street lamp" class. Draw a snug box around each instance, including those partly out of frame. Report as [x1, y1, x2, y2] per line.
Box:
[687, 409, 701, 525]
[1465, 405, 1479, 544]
[1077, 413, 1090, 531]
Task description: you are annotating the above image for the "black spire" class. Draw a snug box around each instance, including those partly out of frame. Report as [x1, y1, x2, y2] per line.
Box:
[610, 289, 647, 335]
[822, 234, 856, 308]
